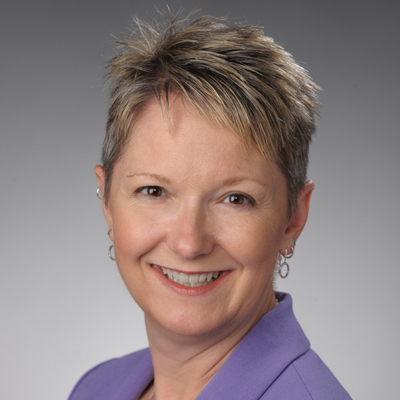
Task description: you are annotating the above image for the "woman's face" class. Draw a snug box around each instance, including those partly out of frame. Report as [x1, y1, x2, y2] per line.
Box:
[97, 97, 311, 340]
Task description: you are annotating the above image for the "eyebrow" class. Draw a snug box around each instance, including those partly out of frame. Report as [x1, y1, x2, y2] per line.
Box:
[126, 172, 171, 183]
[126, 173, 268, 188]
[222, 176, 269, 188]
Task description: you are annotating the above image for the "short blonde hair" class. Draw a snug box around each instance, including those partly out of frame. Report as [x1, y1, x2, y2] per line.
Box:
[102, 12, 320, 218]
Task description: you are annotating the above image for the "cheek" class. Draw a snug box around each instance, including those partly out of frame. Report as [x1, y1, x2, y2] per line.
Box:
[111, 207, 166, 303]
[112, 206, 166, 262]
[218, 213, 284, 268]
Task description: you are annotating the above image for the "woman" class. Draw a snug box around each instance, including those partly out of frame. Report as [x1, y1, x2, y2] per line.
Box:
[69, 13, 351, 400]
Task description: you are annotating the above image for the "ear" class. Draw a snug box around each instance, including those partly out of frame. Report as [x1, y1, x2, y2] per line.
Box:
[95, 165, 114, 241]
[279, 180, 314, 254]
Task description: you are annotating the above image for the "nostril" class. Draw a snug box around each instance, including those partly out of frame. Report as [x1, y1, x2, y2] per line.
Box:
[166, 207, 214, 259]
[168, 231, 213, 260]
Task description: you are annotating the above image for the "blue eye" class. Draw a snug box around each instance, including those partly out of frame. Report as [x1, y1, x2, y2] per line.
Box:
[140, 186, 165, 197]
[223, 194, 252, 205]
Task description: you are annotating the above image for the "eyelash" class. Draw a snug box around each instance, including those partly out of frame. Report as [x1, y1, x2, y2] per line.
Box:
[135, 186, 255, 207]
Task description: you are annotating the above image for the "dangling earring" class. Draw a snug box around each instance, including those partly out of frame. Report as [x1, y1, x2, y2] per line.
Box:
[96, 188, 102, 199]
[108, 244, 115, 261]
[278, 242, 295, 279]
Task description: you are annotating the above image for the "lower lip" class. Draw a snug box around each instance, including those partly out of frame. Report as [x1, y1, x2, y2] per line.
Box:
[151, 264, 230, 296]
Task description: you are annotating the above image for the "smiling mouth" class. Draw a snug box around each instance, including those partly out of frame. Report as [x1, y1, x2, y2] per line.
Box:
[153, 265, 222, 287]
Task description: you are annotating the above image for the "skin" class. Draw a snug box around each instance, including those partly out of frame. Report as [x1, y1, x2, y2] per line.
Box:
[95, 96, 314, 400]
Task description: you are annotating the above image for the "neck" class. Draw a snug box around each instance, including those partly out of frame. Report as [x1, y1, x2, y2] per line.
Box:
[144, 292, 277, 400]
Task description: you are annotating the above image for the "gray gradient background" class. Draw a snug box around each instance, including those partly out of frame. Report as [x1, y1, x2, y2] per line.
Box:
[1, 0, 399, 399]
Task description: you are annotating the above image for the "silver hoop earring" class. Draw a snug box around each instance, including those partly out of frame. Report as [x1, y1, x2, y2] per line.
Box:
[108, 244, 115, 261]
[278, 242, 296, 279]
[285, 242, 295, 259]
[96, 188, 102, 199]
[278, 254, 290, 279]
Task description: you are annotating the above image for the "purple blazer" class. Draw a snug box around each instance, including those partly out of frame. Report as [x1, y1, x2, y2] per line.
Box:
[68, 293, 352, 399]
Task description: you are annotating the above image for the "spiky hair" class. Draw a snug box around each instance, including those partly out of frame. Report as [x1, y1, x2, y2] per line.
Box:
[102, 11, 320, 217]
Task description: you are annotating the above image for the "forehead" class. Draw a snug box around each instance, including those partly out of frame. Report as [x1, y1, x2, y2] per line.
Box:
[123, 97, 263, 167]
[111, 95, 286, 198]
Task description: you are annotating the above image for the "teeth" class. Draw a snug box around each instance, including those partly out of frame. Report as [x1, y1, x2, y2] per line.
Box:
[167, 270, 174, 280]
[172, 270, 180, 280]
[158, 266, 221, 287]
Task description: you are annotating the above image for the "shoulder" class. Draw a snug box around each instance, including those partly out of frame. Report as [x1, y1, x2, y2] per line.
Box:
[263, 349, 352, 400]
[68, 348, 153, 400]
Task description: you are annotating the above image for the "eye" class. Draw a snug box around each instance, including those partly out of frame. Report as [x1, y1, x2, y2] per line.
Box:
[139, 186, 165, 197]
[223, 194, 253, 205]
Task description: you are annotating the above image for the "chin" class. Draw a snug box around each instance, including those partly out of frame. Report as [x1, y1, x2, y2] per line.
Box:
[144, 304, 236, 340]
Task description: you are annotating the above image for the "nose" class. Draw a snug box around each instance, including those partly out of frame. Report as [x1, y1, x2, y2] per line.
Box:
[167, 202, 214, 260]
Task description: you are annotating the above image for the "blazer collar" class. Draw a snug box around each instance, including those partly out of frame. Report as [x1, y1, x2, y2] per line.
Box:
[115, 348, 153, 400]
